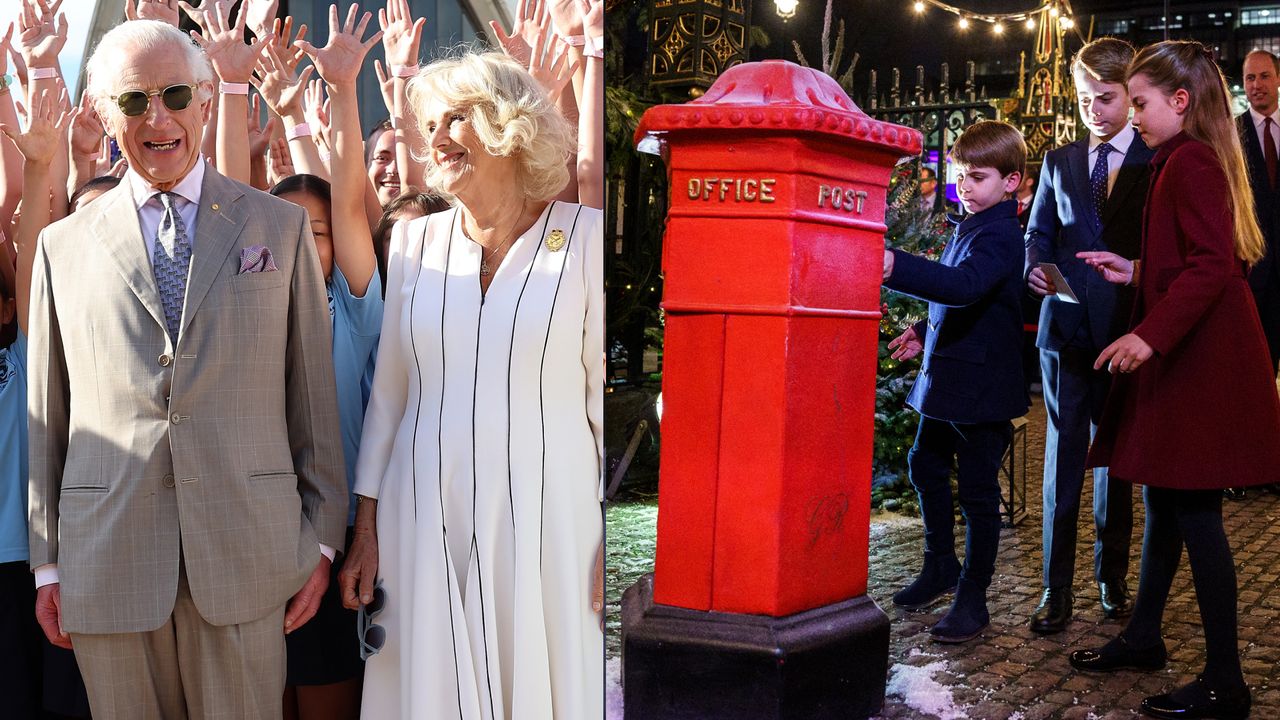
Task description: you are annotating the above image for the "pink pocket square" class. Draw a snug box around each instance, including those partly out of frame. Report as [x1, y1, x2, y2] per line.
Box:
[239, 245, 279, 274]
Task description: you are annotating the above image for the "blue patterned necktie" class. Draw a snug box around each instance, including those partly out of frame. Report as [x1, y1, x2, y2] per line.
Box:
[152, 191, 192, 342]
[1090, 142, 1114, 220]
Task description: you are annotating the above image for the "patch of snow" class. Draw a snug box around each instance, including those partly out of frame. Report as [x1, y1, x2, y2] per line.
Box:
[886, 660, 968, 720]
[606, 657, 623, 720]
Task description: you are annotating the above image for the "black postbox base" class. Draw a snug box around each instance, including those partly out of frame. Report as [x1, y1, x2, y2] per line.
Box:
[621, 573, 890, 720]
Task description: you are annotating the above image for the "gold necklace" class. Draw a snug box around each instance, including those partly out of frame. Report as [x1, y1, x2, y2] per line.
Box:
[467, 201, 526, 277]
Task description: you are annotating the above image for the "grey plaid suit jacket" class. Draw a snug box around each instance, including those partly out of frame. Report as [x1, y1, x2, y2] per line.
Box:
[27, 165, 348, 634]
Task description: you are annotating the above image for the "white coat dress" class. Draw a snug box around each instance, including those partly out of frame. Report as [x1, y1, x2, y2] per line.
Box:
[353, 201, 604, 719]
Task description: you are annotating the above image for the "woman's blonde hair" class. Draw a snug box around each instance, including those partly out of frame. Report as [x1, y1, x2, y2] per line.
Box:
[406, 50, 573, 201]
[1128, 41, 1265, 265]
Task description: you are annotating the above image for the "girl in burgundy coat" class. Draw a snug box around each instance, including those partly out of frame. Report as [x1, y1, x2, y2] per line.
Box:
[1071, 41, 1280, 720]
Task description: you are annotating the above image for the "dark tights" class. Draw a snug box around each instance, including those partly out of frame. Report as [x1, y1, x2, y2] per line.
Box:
[1122, 486, 1244, 690]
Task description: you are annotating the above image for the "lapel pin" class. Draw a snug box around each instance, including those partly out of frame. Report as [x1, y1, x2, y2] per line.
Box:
[211, 203, 221, 211]
[546, 228, 566, 252]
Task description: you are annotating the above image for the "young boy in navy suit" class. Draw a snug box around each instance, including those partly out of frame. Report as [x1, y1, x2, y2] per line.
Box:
[882, 120, 1030, 643]
[1024, 38, 1149, 634]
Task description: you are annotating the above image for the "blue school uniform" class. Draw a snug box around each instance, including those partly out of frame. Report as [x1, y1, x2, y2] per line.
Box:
[0, 331, 27, 564]
[328, 266, 384, 525]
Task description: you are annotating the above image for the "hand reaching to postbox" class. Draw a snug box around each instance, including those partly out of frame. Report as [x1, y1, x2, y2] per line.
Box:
[888, 325, 923, 361]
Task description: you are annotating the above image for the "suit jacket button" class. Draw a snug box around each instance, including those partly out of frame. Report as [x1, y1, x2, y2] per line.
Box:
[171, 413, 182, 425]
[158, 354, 172, 367]
[162, 474, 175, 488]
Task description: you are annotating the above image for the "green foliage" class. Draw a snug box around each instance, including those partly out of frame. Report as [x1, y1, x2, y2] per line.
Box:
[874, 161, 950, 491]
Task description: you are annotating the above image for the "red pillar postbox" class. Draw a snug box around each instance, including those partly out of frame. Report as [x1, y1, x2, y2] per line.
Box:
[621, 60, 922, 720]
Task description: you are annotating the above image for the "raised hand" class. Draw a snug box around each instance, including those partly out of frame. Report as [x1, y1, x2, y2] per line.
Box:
[191, 0, 272, 83]
[295, 4, 383, 88]
[125, 0, 180, 25]
[242, 0, 279, 37]
[489, 0, 544, 66]
[6, 34, 27, 88]
[372, 59, 396, 116]
[17, 0, 67, 69]
[68, 93, 105, 160]
[176, 0, 210, 35]
[0, 87, 69, 166]
[303, 78, 332, 155]
[247, 94, 276, 159]
[268, 16, 308, 72]
[582, 0, 602, 46]
[268, 135, 295, 184]
[378, 0, 425, 68]
[251, 41, 315, 117]
[547, 0, 584, 39]
[528, 21, 574, 105]
[0, 23, 13, 76]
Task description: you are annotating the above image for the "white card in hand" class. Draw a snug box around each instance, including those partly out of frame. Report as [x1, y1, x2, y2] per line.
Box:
[1038, 262, 1080, 304]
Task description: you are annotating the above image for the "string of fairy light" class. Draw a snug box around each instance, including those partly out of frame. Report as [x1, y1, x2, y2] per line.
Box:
[909, 0, 1077, 36]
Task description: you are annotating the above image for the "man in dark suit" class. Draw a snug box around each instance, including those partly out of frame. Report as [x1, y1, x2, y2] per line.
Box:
[1024, 39, 1148, 634]
[1239, 50, 1280, 376]
[1235, 50, 1280, 500]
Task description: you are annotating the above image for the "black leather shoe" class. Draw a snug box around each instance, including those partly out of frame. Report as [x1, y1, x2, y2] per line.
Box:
[1141, 676, 1250, 719]
[1224, 487, 1246, 501]
[1069, 634, 1167, 673]
[1099, 580, 1133, 619]
[1029, 586, 1073, 634]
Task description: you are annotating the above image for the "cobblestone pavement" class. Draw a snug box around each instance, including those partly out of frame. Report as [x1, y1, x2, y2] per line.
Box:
[607, 394, 1280, 719]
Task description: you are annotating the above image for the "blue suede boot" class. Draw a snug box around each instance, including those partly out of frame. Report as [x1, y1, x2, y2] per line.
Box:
[930, 578, 989, 643]
[892, 552, 961, 610]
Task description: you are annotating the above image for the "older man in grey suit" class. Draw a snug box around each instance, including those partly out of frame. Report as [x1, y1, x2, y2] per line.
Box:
[26, 17, 346, 719]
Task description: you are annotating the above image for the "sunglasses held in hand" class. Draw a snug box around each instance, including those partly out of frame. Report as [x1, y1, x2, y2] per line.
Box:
[357, 579, 386, 660]
[111, 84, 199, 117]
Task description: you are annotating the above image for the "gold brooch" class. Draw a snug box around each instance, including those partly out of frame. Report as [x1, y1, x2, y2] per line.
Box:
[546, 229, 566, 252]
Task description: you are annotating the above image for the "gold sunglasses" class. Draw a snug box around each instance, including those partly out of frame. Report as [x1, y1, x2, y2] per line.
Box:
[110, 84, 199, 117]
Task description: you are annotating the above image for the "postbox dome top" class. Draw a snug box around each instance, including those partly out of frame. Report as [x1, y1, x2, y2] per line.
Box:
[636, 60, 922, 157]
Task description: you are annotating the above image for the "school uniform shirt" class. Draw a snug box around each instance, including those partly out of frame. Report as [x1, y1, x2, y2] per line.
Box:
[0, 331, 27, 564]
[328, 265, 384, 526]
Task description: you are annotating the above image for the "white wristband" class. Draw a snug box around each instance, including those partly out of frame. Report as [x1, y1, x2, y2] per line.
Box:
[219, 82, 250, 95]
[29, 66, 59, 80]
[560, 34, 586, 47]
[584, 36, 604, 59]
[391, 64, 419, 78]
[286, 122, 313, 140]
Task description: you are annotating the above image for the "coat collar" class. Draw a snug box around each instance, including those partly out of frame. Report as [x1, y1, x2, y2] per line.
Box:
[1152, 130, 1195, 167]
[954, 198, 1018, 234]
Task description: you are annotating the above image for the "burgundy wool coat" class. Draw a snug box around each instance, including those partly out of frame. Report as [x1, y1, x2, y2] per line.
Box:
[1087, 132, 1280, 489]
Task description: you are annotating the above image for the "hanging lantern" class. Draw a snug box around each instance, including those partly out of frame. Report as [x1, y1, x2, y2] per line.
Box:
[648, 0, 752, 89]
[775, 0, 799, 19]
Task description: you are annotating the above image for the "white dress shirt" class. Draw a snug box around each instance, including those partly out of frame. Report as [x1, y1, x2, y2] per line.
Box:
[127, 156, 206, 259]
[1088, 125, 1136, 198]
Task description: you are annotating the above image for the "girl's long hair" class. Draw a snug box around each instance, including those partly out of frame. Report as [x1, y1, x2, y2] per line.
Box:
[1129, 41, 1266, 265]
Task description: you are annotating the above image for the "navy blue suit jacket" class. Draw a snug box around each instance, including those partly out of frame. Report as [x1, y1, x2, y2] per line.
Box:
[1025, 133, 1153, 353]
[1237, 114, 1280, 308]
[887, 199, 1029, 424]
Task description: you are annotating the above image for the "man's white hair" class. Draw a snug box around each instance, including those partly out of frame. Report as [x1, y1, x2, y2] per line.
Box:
[85, 20, 214, 111]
